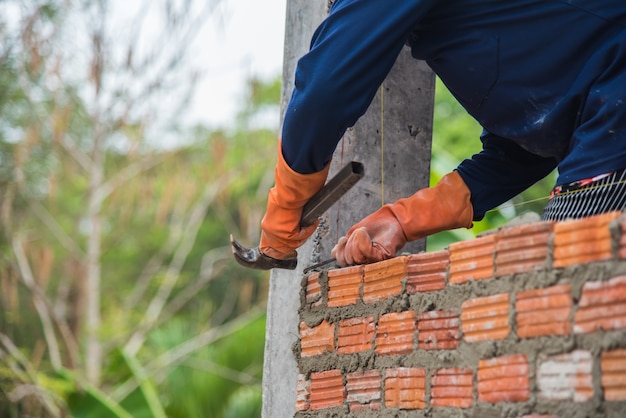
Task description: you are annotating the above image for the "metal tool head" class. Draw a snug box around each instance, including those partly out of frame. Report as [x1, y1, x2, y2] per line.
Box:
[302, 258, 339, 275]
[230, 161, 364, 271]
[230, 235, 298, 270]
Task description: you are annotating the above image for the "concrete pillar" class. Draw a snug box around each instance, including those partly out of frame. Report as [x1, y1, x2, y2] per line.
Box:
[261, 0, 435, 416]
[262, 2, 327, 418]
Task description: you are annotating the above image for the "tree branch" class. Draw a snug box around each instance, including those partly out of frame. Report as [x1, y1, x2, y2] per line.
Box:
[111, 306, 264, 402]
[11, 236, 82, 369]
[59, 134, 94, 173]
[179, 357, 260, 385]
[27, 198, 86, 258]
[122, 189, 190, 310]
[12, 237, 62, 371]
[124, 175, 233, 355]
[98, 152, 169, 204]
[156, 246, 230, 325]
[0, 334, 62, 416]
[150, 306, 264, 373]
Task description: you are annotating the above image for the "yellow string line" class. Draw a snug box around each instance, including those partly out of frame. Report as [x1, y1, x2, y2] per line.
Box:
[488, 178, 626, 213]
[488, 196, 550, 213]
[380, 83, 385, 207]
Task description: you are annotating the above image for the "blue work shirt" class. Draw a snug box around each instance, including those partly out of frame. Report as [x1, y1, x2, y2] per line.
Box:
[281, 0, 626, 220]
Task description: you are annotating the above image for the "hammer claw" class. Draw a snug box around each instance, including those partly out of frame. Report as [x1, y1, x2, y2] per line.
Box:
[230, 161, 364, 271]
[230, 235, 297, 270]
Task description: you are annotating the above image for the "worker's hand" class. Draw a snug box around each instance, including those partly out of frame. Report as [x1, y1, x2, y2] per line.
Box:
[331, 206, 407, 265]
[332, 171, 474, 266]
[259, 142, 330, 260]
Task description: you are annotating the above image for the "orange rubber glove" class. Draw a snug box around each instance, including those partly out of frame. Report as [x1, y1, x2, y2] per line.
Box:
[331, 171, 473, 266]
[260, 142, 330, 260]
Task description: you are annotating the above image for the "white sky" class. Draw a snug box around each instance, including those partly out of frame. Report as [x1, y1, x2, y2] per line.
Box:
[187, 0, 287, 128]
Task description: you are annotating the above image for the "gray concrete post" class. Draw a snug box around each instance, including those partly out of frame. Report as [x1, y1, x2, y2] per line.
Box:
[262, 1, 327, 418]
[262, 1, 435, 416]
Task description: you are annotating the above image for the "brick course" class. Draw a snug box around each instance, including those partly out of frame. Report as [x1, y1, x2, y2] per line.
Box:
[295, 374, 310, 412]
[305, 272, 322, 307]
[337, 316, 375, 354]
[375, 311, 416, 355]
[516, 284, 572, 338]
[449, 234, 496, 284]
[346, 369, 382, 412]
[537, 350, 593, 402]
[553, 211, 620, 268]
[294, 212, 626, 417]
[417, 310, 460, 350]
[601, 349, 626, 402]
[574, 275, 626, 334]
[299, 320, 335, 357]
[461, 293, 510, 342]
[327, 265, 362, 307]
[406, 250, 448, 293]
[477, 354, 530, 403]
[384, 367, 426, 409]
[495, 222, 553, 276]
[362, 256, 406, 303]
[431, 368, 473, 408]
[309, 370, 344, 411]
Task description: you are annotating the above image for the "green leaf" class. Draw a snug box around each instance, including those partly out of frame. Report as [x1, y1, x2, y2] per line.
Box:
[56, 369, 133, 418]
[118, 349, 167, 418]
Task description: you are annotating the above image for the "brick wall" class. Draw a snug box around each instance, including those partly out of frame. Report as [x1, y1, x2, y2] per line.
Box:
[293, 211, 626, 417]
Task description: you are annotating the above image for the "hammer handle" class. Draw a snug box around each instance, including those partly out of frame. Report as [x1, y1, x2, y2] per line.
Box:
[301, 161, 365, 226]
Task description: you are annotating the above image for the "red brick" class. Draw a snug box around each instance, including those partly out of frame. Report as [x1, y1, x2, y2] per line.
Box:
[309, 370, 345, 410]
[346, 370, 382, 412]
[296, 374, 310, 412]
[375, 311, 416, 355]
[495, 222, 553, 276]
[537, 350, 593, 402]
[327, 265, 362, 307]
[300, 320, 335, 357]
[337, 317, 375, 354]
[363, 256, 407, 303]
[478, 354, 530, 403]
[384, 368, 426, 409]
[406, 250, 448, 294]
[450, 234, 496, 284]
[601, 349, 626, 401]
[553, 211, 620, 268]
[462, 293, 510, 342]
[431, 368, 474, 408]
[574, 275, 626, 334]
[515, 284, 572, 338]
[417, 310, 461, 350]
[305, 272, 322, 307]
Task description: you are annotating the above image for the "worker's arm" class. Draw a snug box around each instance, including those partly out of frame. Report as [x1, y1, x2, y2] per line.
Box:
[281, 0, 438, 173]
[456, 131, 558, 221]
[261, 0, 437, 260]
[332, 131, 557, 266]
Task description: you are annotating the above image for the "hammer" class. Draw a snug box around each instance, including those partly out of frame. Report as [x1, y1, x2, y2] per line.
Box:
[230, 161, 364, 270]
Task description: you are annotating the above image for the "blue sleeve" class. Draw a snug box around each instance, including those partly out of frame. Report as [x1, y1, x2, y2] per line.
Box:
[281, 0, 437, 174]
[456, 131, 558, 221]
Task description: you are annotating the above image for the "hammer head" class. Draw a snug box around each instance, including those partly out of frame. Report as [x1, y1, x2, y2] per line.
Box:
[230, 235, 298, 270]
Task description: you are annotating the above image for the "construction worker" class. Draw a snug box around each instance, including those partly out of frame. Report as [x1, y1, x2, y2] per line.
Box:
[259, 0, 626, 267]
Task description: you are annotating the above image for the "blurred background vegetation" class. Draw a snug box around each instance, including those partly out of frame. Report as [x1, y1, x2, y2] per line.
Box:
[0, 1, 555, 417]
